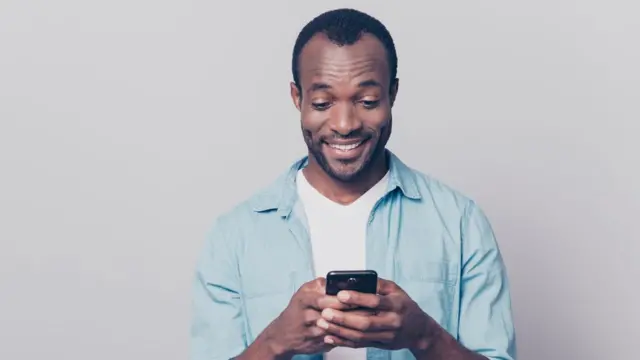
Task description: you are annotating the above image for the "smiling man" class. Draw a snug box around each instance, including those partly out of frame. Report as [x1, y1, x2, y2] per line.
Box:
[190, 8, 516, 360]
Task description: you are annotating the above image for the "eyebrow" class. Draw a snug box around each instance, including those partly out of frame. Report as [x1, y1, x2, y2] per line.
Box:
[306, 79, 383, 93]
[357, 79, 382, 88]
[308, 82, 332, 92]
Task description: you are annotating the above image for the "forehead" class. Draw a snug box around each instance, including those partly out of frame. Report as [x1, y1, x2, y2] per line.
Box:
[297, 33, 390, 90]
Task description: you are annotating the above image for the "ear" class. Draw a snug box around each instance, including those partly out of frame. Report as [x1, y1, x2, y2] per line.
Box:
[290, 82, 302, 111]
[389, 78, 399, 107]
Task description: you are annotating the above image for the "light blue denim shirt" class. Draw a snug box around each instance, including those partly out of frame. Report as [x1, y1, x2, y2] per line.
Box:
[190, 151, 516, 360]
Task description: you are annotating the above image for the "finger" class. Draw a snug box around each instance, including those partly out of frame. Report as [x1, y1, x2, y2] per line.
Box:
[337, 291, 395, 311]
[324, 335, 385, 349]
[317, 318, 395, 344]
[336, 290, 379, 308]
[343, 308, 377, 316]
[307, 324, 327, 338]
[375, 294, 396, 311]
[324, 335, 358, 348]
[320, 343, 337, 353]
[321, 308, 400, 331]
[302, 309, 320, 326]
[310, 277, 326, 292]
[314, 295, 358, 311]
[302, 310, 330, 339]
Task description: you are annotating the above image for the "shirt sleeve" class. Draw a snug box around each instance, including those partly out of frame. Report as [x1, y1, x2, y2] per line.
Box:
[190, 217, 247, 360]
[458, 201, 517, 360]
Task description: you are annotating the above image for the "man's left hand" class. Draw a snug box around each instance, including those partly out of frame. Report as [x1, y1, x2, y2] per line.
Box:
[316, 278, 439, 351]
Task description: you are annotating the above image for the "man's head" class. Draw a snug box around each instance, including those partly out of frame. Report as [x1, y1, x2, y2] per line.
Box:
[291, 8, 399, 182]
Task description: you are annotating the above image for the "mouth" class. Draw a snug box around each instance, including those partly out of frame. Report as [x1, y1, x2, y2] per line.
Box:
[322, 138, 370, 160]
[326, 140, 366, 152]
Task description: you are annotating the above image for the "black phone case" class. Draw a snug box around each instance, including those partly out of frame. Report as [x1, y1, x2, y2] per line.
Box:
[325, 270, 378, 295]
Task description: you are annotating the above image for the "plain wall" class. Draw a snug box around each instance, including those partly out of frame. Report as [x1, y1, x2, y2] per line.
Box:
[1, 1, 638, 359]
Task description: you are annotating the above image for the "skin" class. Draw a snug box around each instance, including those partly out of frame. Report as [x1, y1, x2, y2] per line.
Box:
[236, 33, 486, 360]
[290, 33, 398, 204]
[236, 278, 351, 359]
[317, 280, 486, 360]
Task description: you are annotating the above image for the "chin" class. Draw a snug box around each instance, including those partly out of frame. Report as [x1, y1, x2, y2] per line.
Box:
[309, 139, 380, 182]
[322, 157, 368, 182]
[327, 166, 363, 182]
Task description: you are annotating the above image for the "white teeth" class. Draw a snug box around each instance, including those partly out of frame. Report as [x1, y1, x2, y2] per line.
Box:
[328, 142, 363, 151]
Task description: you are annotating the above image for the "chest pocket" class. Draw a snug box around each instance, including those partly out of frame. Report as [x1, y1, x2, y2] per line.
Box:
[241, 270, 301, 342]
[395, 261, 458, 330]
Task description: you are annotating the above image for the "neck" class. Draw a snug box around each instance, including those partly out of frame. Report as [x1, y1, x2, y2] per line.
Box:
[302, 151, 389, 205]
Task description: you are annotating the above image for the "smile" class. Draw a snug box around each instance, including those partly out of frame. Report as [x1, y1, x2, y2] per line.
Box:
[326, 140, 366, 152]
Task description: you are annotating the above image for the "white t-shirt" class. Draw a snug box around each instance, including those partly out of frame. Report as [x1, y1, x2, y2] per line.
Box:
[296, 169, 389, 360]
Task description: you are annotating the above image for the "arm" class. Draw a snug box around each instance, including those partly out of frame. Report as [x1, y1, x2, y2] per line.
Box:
[234, 329, 289, 360]
[191, 218, 340, 360]
[457, 201, 516, 359]
[420, 201, 517, 359]
[190, 218, 248, 360]
[413, 201, 516, 360]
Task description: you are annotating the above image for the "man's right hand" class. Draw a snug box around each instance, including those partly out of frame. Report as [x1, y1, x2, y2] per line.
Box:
[238, 277, 355, 360]
[266, 277, 358, 357]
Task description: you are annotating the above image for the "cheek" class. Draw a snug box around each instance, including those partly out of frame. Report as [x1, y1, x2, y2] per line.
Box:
[362, 111, 391, 134]
[300, 111, 327, 134]
[300, 120, 321, 145]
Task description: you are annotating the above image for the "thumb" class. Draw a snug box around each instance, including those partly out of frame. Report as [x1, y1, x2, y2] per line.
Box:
[312, 277, 327, 292]
[376, 278, 399, 295]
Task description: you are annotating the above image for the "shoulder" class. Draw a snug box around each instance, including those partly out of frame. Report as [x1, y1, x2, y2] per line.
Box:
[406, 165, 478, 216]
[403, 166, 498, 252]
[400, 161, 496, 237]
[210, 187, 274, 233]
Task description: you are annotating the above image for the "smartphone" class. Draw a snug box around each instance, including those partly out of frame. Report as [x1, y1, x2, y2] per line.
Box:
[325, 270, 378, 296]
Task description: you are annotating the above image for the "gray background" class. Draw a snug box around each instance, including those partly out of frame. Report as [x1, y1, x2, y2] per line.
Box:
[1, 1, 638, 359]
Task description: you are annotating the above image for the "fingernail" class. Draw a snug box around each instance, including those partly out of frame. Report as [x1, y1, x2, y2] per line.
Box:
[338, 291, 350, 301]
[317, 319, 329, 329]
[324, 336, 334, 344]
[322, 308, 334, 321]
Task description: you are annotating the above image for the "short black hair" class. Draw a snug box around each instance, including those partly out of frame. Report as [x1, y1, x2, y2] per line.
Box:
[291, 8, 398, 90]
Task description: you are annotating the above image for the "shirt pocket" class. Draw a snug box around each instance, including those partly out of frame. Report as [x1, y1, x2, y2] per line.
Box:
[396, 261, 458, 330]
[241, 271, 298, 342]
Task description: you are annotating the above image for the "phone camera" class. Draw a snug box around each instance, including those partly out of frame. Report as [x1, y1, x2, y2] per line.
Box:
[347, 277, 358, 284]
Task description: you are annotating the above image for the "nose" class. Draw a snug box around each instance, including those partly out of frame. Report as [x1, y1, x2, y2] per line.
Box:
[329, 102, 362, 136]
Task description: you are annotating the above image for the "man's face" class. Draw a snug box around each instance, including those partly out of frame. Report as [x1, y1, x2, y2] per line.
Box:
[291, 33, 398, 182]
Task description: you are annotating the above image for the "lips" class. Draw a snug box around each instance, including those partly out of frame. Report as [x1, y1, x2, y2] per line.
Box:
[322, 138, 370, 160]
[326, 141, 365, 151]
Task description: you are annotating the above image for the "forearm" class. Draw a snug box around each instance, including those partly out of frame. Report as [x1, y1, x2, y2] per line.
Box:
[411, 321, 486, 360]
[234, 327, 291, 360]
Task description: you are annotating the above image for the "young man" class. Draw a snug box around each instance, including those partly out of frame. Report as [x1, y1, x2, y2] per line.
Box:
[191, 8, 516, 360]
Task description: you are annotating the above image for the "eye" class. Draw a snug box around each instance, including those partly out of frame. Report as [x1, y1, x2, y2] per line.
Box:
[361, 100, 380, 109]
[311, 101, 331, 111]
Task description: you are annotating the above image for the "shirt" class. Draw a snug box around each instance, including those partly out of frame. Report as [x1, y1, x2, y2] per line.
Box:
[190, 150, 517, 360]
[296, 169, 389, 360]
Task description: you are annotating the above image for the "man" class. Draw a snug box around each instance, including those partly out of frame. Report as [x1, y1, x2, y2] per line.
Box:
[191, 8, 516, 360]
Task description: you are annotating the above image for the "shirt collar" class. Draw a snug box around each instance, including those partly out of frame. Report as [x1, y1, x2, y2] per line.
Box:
[251, 149, 421, 216]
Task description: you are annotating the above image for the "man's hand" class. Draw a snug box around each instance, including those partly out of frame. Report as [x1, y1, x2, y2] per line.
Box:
[248, 277, 355, 359]
[315, 278, 439, 352]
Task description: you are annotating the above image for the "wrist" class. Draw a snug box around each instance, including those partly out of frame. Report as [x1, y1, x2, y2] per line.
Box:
[267, 339, 293, 360]
[262, 322, 293, 360]
[410, 313, 445, 359]
[238, 325, 292, 360]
